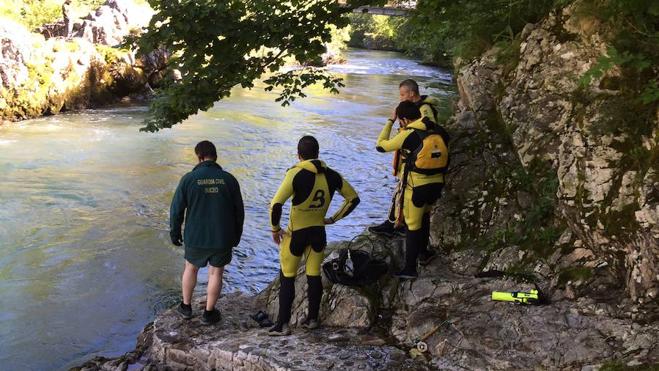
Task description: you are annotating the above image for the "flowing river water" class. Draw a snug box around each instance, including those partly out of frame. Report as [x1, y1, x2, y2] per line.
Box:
[0, 49, 453, 370]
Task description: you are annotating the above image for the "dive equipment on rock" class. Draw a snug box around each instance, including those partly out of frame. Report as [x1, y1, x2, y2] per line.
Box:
[250, 310, 274, 328]
[491, 289, 541, 304]
[322, 236, 388, 286]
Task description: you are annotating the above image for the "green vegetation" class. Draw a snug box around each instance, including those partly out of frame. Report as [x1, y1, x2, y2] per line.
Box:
[386, 0, 566, 60]
[0, 0, 105, 30]
[131, 0, 384, 131]
[323, 25, 352, 64]
[574, 1, 657, 186]
[576, 1, 658, 106]
[349, 0, 657, 95]
[347, 13, 406, 51]
[478, 158, 563, 259]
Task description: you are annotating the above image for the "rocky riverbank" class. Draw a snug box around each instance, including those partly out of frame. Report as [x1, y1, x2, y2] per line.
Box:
[74, 235, 657, 370]
[0, 0, 164, 123]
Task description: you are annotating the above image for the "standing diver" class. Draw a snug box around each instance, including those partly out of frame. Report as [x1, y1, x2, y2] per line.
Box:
[376, 101, 449, 279]
[269, 135, 360, 335]
[369, 79, 442, 241]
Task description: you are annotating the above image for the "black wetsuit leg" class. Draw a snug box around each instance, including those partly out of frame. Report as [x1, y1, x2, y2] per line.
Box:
[419, 212, 431, 254]
[307, 275, 322, 320]
[278, 272, 295, 324]
[404, 229, 423, 273]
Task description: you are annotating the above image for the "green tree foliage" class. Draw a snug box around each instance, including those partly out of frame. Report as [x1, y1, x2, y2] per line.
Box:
[347, 13, 407, 50]
[404, 0, 563, 61]
[132, 0, 383, 132]
[578, 0, 658, 106]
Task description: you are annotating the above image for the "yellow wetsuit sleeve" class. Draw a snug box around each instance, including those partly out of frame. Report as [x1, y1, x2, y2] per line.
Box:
[376, 119, 409, 153]
[270, 168, 296, 232]
[420, 104, 437, 123]
[330, 175, 360, 223]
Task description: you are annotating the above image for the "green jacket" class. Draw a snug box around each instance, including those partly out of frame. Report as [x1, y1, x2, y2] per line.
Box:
[170, 161, 244, 250]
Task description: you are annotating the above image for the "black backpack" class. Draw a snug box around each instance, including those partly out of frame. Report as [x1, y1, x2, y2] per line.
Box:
[322, 237, 388, 287]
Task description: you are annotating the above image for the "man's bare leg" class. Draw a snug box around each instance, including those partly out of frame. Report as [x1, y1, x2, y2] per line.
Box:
[182, 261, 199, 305]
[206, 266, 225, 311]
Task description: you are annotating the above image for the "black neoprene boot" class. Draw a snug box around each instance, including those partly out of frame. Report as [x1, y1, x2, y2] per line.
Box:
[306, 275, 322, 324]
[395, 229, 422, 279]
[368, 220, 395, 236]
[418, 213, 436, 266]
[277, 272, 295, 325]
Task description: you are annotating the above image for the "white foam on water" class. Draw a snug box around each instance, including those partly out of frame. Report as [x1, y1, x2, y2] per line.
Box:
[0, 139, 17, 146]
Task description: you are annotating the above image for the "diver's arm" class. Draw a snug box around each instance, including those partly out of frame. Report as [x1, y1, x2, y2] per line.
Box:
[376, 120, 408, 153]
[270, 169, 296, 232]
[328, 176, 360, 223]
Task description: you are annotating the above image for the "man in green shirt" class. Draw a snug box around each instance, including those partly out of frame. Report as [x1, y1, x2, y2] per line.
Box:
[170, 140, 244, 324]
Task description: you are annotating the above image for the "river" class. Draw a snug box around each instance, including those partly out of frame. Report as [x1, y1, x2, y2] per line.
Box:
[0, 49, 453, 370]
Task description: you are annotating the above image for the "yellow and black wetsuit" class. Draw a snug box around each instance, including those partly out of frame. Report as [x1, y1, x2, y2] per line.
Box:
[392, 95, 440, 177]
[271, 159, 359, 277]
[377, 117, 444, 231]
[270, 159, 360, 325]
[417, 95, 440, 124]
[377, 117, 448, 275]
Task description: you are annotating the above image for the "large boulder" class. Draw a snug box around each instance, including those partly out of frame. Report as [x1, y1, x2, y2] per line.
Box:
[38, 0, 153, 46]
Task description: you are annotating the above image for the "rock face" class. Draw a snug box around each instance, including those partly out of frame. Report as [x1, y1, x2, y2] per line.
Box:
[39, 0, 153, 46]
[431, 3, 658, 319]
[1, 0, 158, 123]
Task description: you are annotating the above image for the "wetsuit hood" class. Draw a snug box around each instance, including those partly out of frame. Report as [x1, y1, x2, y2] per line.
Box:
[295, 159, 327, 174]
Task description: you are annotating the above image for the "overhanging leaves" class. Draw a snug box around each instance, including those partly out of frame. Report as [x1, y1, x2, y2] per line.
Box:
[132, 0, 384, 132]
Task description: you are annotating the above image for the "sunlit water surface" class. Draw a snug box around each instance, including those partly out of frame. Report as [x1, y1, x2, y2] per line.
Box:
[0, 49, 453, 370]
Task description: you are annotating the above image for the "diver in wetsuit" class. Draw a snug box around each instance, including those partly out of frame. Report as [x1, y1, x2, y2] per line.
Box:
[369, 79, 442, 244]
[376, 101, 448, 279]
[268, 135, 360, 336]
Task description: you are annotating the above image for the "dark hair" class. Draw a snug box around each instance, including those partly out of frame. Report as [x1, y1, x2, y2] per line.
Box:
[396, 101, 422, 121]
[297, 135, 319, 160]
[195, 140, 217, 160]
[399, 79, 419, 95]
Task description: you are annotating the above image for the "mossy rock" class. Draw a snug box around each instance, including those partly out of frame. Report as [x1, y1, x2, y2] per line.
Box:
[557, 267, 593, 287]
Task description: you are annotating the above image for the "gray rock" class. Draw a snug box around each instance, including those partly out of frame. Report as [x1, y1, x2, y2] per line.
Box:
[39, 0, 153, 46]
[1, 2, 166, 122]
